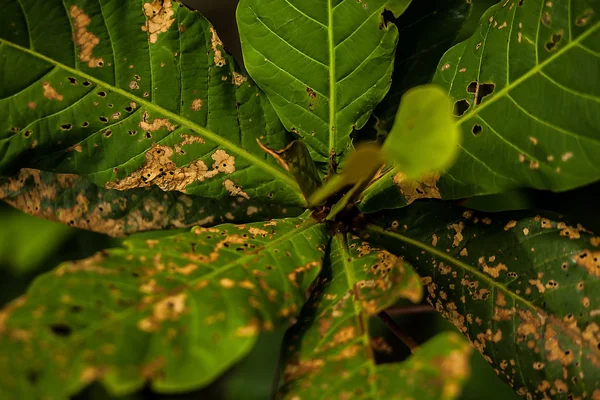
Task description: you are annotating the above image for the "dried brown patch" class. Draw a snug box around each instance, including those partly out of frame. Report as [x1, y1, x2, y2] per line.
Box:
[70, 6, 105, 68]
[43, 82, 64, 101]
[393, 171, 441, 205]
[142, 0, 176, 44]
[209, 26, 226, 67]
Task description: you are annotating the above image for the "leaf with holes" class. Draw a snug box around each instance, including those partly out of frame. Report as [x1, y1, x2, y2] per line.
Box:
[0, 214, 328, 398]
[0, 169, 301, 237]
[0, 0, 304, 212]
[363, 202, 600, 399]
[355, 0, 473, 142]
[359, 0, 600, 212]
[237, 0, 412, 167]
[278, 233, 471, 399]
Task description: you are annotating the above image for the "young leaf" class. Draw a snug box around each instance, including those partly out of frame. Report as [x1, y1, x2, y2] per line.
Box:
[0, 215, 328, 398]
[0, 169, 301, 236]
[257, 140, 322, 200]
[381, 84, 460, 179]
[357, 0, 473, 140]
[364, 202, 600, 399]
[237, 0, 412, 166]
[359, 0, 600, 212]
[0, 1, 303, 208]
[279, 233, 471, 399]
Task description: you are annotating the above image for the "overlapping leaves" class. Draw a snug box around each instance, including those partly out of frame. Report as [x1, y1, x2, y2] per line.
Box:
[237, 0, 411, 166]
[364, 202, 600, 399]
[279, 233, 472, 399]
[360, 0, 600, 212]
[0, 0, 303, 210]
[0, 215, 328, 398]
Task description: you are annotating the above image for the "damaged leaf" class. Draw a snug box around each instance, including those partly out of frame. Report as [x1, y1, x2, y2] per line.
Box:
[0, 169, 302, 236]
[279, 233, 471, 399]
[0, 1, 303, 208]
[364, 202, 600, 399]
[359, 0, 600, 212]
[257, 140, 322, 200]
[237, 0, 412, 168]
[0, 215, 328, 398]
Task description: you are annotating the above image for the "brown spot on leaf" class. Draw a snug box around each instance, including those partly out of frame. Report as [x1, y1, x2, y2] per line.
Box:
[43, 82, 63, 101]
[142, 0, 176, 44]
[393, 171, 441, 205]
[232, 72, 248, 86]
[138, 292, 187, 332]
[69, 6, 105, 68]
[190, 98, 203, 111]
[209, 26, 226, 67]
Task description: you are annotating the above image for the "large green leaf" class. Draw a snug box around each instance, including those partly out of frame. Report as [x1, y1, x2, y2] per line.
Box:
[237, 0, 411, 166]
[0, 0, 304, 209]
[364, 202, 600, 399]
[279, 233, 471, 399]
[0, 169, 302, 236]
[359, 0, 600, 212]
[0, 215, 328, 398]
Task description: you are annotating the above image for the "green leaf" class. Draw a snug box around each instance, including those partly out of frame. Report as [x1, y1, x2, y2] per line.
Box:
[359, 0, 600, 212]
[0, 1, 304, 209]
[237, 0, 411, 166]
[257, 140, 322, 200]
[0, 168, 302, 237]
[355, 0, 473, 141]
[364, 202, 600, 399]
[279, 233, 470, 399]
[0, 215, 328, 398]
[381, 84, 460, 179]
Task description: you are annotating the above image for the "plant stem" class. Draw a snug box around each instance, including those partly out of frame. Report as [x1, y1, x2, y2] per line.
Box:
[377, 311, 419, 353]
[385, 304, 435, 316]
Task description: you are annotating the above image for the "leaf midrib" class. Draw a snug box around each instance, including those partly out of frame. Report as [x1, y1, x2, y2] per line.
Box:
[0, 39, 304, 203]
[365, 224, 539, 311]
[327, 0, 336, 160]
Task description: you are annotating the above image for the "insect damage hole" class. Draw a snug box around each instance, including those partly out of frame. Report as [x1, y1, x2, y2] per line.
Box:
[467, 81, 496, 105]
[472, 124, 483, 136]
[545, 30, 563, 51]
[453, 99, 470, 117]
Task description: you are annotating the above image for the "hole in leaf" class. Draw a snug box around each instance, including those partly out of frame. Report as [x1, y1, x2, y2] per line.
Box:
[24, 130, 32, 138]
[99, 116, 108, 123]
[49, 323, 72, 337]
[472, 124, 483, 135]
[128, 130, 137, 136]
[26, 370, 40, 385]
[97, 91, 107, 97]
[83, 81, 92, 87]
[467, 82, 478, 93]
[125, 106, 133, 113]
[10, 127, 20, 132]
[104, 130, 112, 138]
[82, 121, 89, 128]
[545, 31, 563, 51]
[145, 132, 152, 139]
[518, 0, 524, 6]
[453, 99, 470, 117]
[576, 9, 594, 26]
[68, 77, 77, 85]
[380, 9, 395, 29]
[60, 124, 72, 131]
[475, 83, 495, 105]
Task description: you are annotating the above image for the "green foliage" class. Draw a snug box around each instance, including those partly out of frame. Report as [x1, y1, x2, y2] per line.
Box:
[382, 84, 460, 179]
[0, 0, 599, 399]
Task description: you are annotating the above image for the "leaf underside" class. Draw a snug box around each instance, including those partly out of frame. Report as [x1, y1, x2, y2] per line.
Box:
[365, 202, 600, 399]
[237, 0, 409, 166]
[279, 233, 472, 400]
[0, 215, 328, 398]
[0, 168, 303, 236]
[360, 0, 600, 212]
[0, 0, 304, 214]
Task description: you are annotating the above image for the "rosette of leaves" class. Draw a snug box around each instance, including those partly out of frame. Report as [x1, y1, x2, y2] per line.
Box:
[0, 0, 599, 399]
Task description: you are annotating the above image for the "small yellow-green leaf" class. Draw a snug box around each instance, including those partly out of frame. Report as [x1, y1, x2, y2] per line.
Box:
[382, 84, 460, 179]
[309, 143, 384, 206]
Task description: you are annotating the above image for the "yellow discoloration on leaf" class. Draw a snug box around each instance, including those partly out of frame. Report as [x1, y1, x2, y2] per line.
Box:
[69, 6, 104, 68]
[288, 261, 322, 287]
[232, 71, 248, 86]
[223, 179, 250, 199]
[209, 27, 226, 67]
[138, 293, 187, 332]
[190, 98, 203, 111]
[393, 171, 441, 205]
[142, 0, 176, 44]
[219, 278, 235, 288]
[139, 111, 177, 132]
[43, 82, 63, 101]
[236, 320, 259, 337]
[105, 145, 236, 192]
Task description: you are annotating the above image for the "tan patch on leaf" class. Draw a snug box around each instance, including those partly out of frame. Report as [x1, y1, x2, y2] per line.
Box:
[70, 6, 104, 68]
[232, 71, 248, 86]
[138, 293, 187, 332]
[139, 111, 177, 132]
[190, 98, 203, 111]
[142, 0, 176, 44]
[393, 171, 441, 205]
[574, 250, 600, 277]
[43, 82, 63, 101]
[223, 179, 250, 199]
[209, 26, 226, 67]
